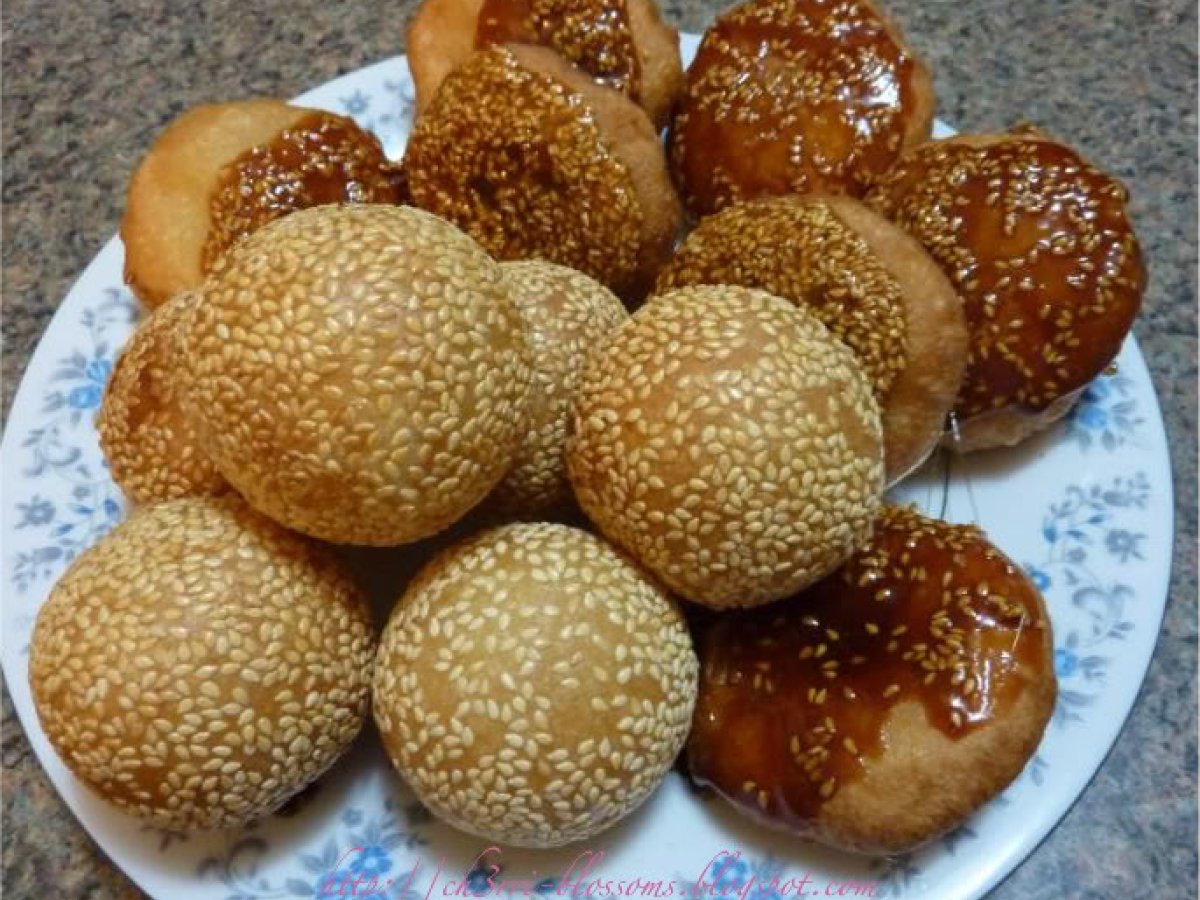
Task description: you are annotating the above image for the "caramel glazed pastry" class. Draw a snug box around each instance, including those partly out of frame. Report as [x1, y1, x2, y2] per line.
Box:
[408, 0, 683, 130]
[866, 130, 1146, 451]
[687, 505, 1056, 854]
[404, 44, 682, 302]
[656, 194, 967, 485]
[121, 99, 406, 308]
[668, 0, 934, 219]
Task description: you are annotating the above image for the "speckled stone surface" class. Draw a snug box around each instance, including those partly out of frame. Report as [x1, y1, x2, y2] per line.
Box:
[1, 0, 1195, 897]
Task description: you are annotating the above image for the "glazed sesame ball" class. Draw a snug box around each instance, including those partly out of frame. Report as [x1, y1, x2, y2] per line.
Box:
[689, 505, 1056, 853]
[29, 495, 376, 831]
[488, 261, 629, 516]
[122, 99, 404, 308]
[567, 285, 884, 609]
[373, 522, 698, 848]
[865, 131, 1146, 451]
[405, 44, 682, 301]
[180, 204, 533, 546]
[96, 291, 228, 505]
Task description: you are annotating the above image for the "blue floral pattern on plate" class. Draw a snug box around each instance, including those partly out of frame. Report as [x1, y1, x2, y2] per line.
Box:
[0, 51, 1173, 900]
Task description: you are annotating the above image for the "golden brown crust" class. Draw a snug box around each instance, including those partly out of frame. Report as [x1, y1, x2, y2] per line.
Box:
[29, 495, 375, 830]
[372, 523, 698, 847]
[407, 0, 682, 129]
[865, 131, 1145, 452]
[823, 195, 968, 483]
[180, 205, 532, 546]
[122, 100, 306, 308]
[96, 292, 228, 504]
[405, 45, 681, 300]
[488, 261, 629, 516]
[567, 284, 883, 609]
[667, 0, 934, 219]
[655, 194, 966, 486]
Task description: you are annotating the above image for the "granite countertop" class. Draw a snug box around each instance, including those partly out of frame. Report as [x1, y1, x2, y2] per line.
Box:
[2, 0, 1195, 896]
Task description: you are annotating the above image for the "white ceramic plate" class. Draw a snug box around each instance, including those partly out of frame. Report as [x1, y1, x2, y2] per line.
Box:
[0, 34, 1174, 900]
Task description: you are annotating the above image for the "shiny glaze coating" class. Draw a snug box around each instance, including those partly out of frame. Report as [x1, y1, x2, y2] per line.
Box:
[476, 0, 642, 99]
[668, 0, 932, 218]
[204, 112, 404, 270]
[689, 505, 1054, 837]
[865, 133, 1145, 423]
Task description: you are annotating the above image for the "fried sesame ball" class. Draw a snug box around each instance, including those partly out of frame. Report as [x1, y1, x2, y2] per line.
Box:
[567, 285, 884, 609]
[408, 0, 683, 130]
[96, 291, 228, 505]
[656, 195, 967, 484]
[668, 0, 934, 219]
[688, 505, 1056, 853]
[373, 522, 698, 847]
[122, 99, 405, 308]
[29, 495, 376, 831]
[865, 130, 1146, 451]
[180, 204, 532, 546]
[404, 44, 683, 301]
[486, 261, 629, 516]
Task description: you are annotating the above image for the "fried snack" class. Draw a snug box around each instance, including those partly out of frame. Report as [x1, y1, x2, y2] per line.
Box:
[865, 131, 1146, 451]
[96, 291, 227, 504]
[668, 0, 934, 219]
[404, 44, 682, 301]
[657, 195, 967, 484]
[30, 495, 375, 830]
[488, 261, 628, 516]
[689, 505, 1056, 853]
[567, 284, 884, 609]
[373, 523, 697, 847]
[408, 0, 683, 129]
[180, 205, 532, 546]
[122, 99, 404, 307]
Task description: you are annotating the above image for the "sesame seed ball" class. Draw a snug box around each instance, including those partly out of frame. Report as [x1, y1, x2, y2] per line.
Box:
[408, 0, 684, 130]
[404, 44, 682, 301]
[689, 505, 1056, 853]
[372, 522, 698, 848]
[96, 291, 228, 505]
[667, 0, 934, 219]
[122, 99, 404, 308]
[656, 195, 968, 484]
[29, 495, 376, 831]
[567, 285, 884, 609]
[487, 261, 629, 516]
[180, 204, 533, 546]
[865, 131, 1146, 451]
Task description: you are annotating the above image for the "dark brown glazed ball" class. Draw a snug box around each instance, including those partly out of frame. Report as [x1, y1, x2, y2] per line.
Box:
[668, 0, 934, 219]
[688, 505, 1056, 853]
[408, 0, 683, 130]
[405, 44, 682, 301]
[122, 100, 404, 308]
[865, 131, 1146, 451]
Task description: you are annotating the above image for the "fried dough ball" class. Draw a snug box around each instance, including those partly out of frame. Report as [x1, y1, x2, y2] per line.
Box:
[122, 99, 404, 308]
[408, 0, 683, 129]
[689, 505, 1056, 853]
[96, 292, 227, 504]
[668, 0, 934, 219]
[865, 131, 1146, 450]
[405, 44, 682, 301]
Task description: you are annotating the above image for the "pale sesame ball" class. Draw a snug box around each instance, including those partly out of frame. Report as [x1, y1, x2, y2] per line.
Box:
[567, 285, 884, 609]
[180, 204, 533, 545]
[372, 522, 698, 848]
[96, 291, 228, 505]
[489, 261, 629, 516]
[29, 495, 375, 830]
